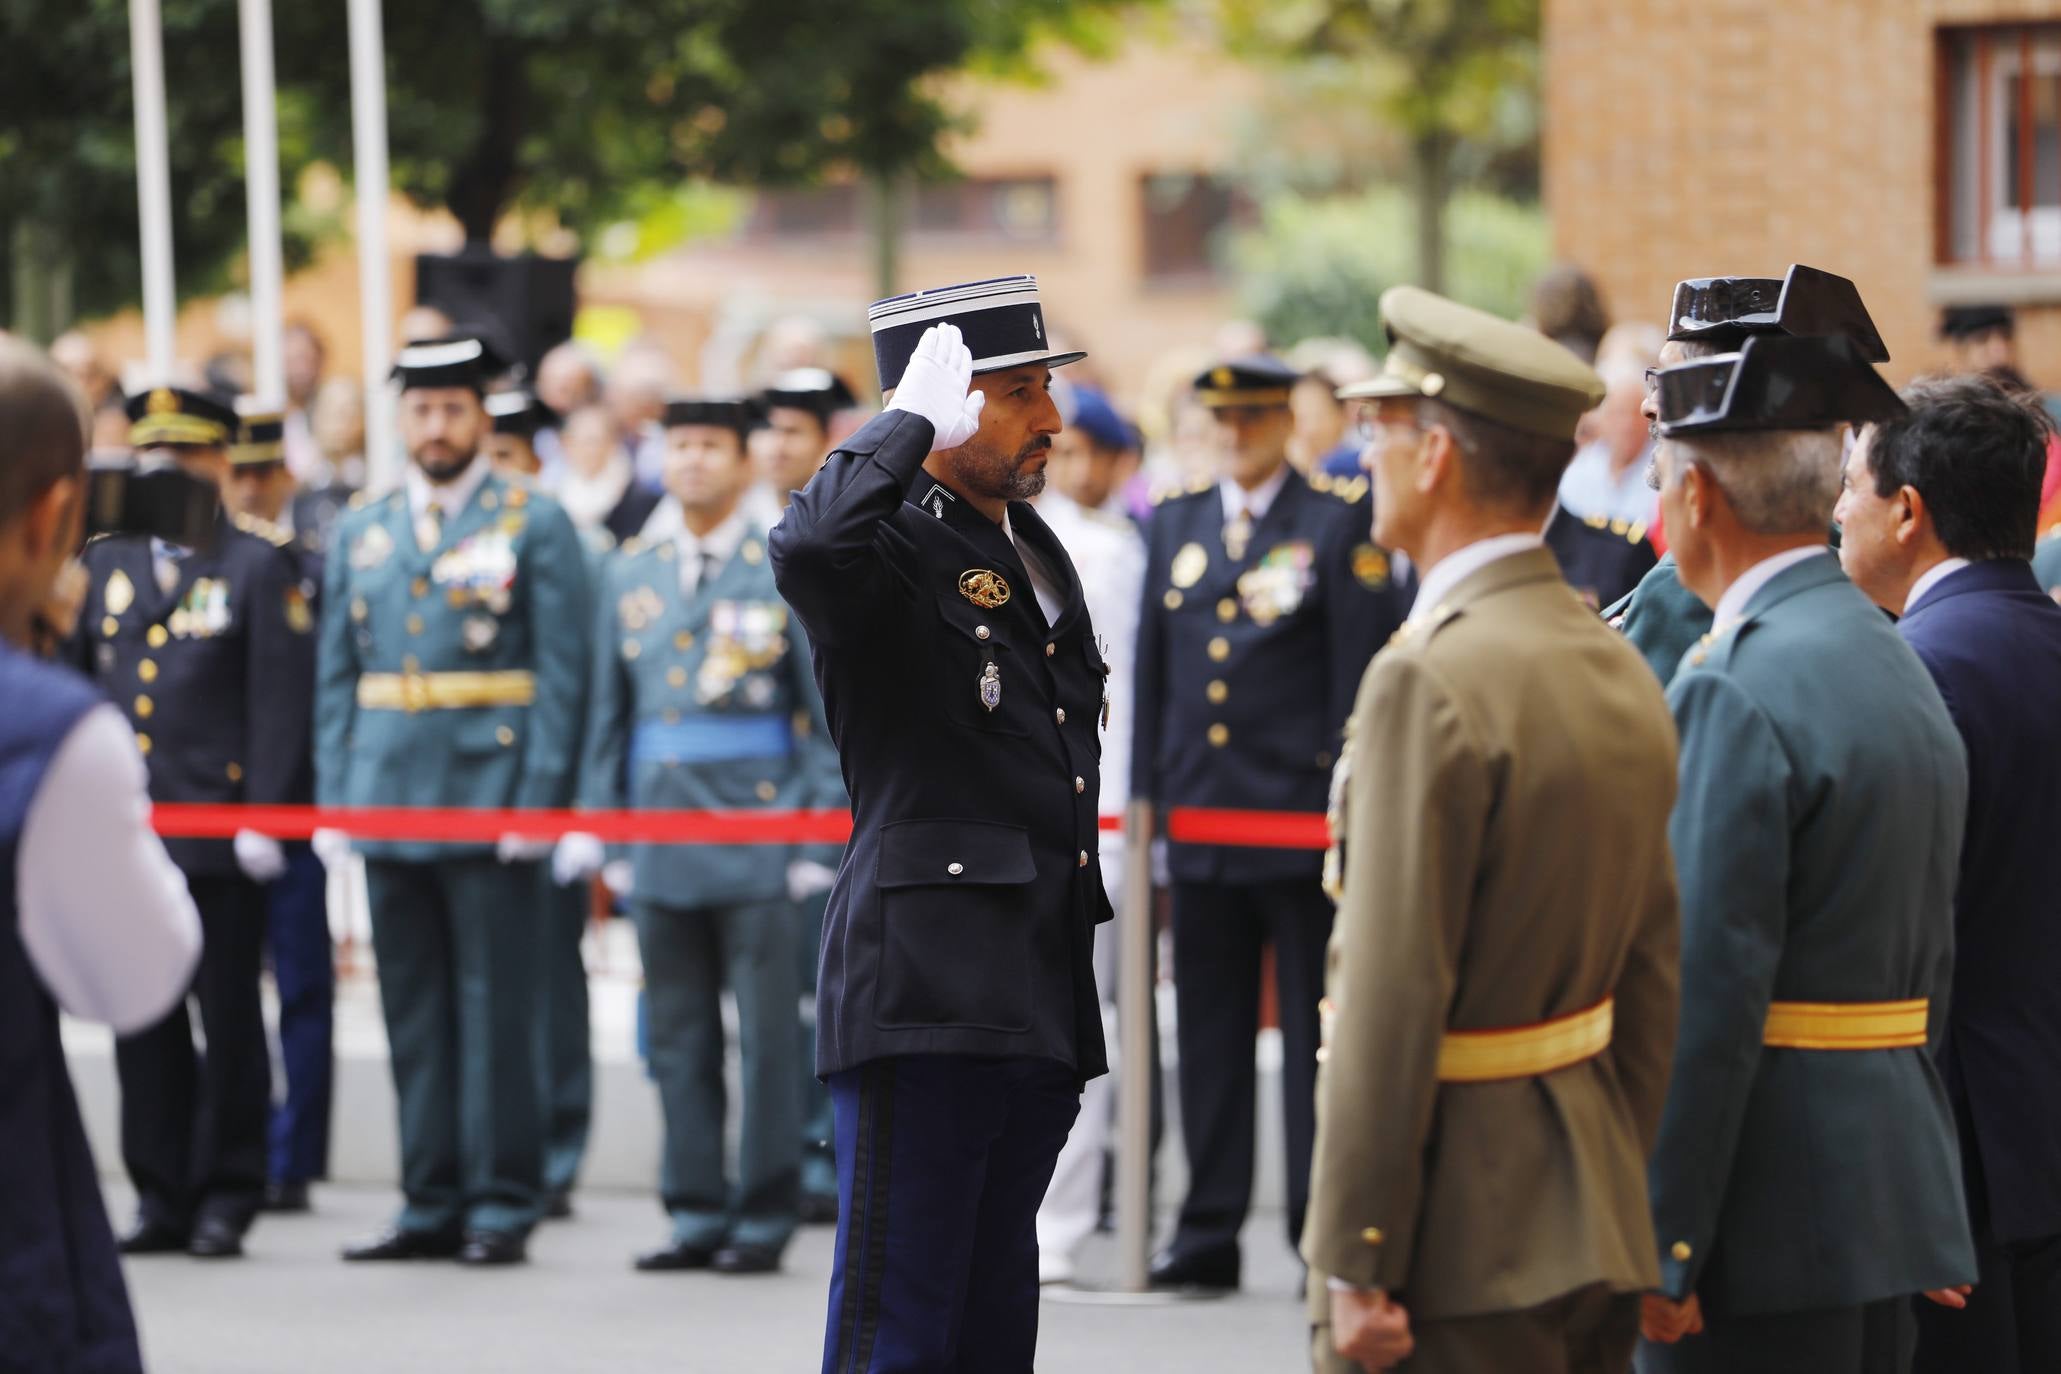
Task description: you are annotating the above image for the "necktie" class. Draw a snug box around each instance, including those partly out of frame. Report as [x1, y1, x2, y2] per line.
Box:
[415, 502, 442, 553]
[1224, 505, 1253, 561]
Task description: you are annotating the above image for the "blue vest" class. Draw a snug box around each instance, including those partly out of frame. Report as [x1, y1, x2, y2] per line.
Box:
[0, 642, 144, 1373]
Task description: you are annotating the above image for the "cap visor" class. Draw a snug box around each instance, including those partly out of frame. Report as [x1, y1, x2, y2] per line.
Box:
[971, 350, 1086, 377]
[1335, 375, 1421, 402]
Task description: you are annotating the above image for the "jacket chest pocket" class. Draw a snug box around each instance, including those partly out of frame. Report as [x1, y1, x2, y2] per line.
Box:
[935, 591, 1030, 738]
[873, 818, 1035, 1033]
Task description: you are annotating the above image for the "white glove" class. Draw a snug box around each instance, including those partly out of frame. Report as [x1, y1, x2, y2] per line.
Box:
[553, 832, 606, 887]
[234, 829, 287, 883]
[786, 858, 838, 902]
[311, 826, 354, 870]
[496, 833, 555, 864]
[887, 323, 985, 453]
[601, 859, 634, 898]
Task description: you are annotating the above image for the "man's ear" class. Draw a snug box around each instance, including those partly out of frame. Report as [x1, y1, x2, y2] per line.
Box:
[1683, 461, 1712, 528]
[1416, 424, 1454, 495]
[1895, 485, 1927, 548]
[24, 475, 80, 563]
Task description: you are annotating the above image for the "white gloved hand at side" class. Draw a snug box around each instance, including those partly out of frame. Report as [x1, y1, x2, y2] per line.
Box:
[553, 832, 606, 887]
[233, 829, 287, 883]
[786, 858, 838, 902]
[310, 827, 353, 870]
[887, 323, 985, 453]
[496, 833, 555, 865]
[601, 860, 634, 898]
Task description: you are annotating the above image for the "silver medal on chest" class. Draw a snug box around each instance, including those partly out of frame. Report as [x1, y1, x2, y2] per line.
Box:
[979, 660, 1002, 713]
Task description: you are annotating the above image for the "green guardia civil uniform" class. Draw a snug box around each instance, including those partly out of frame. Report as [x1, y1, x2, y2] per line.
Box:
[1604, 554, 1713, 688]
[315, 465, 591, 1239]
[580, 518, 842, 1254]
[2031, 527, 2061, 597]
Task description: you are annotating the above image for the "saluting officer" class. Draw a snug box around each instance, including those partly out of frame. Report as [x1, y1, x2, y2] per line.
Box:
[488, 387, 596, 1222]
[756, 365, 859, 1225]
[560, 394, 838, 1275]
[1607, 265, 1889, 684]
[1638, 336, 1976, 1372]
[1135, 355, 1408, 1292]
[219, 405, 336, 1216]
[1308, 286, 1679, 1374]
[317, 338, 591, 1268]
[68, 385, 315, 1259]
[771, 277, 1111, 1372]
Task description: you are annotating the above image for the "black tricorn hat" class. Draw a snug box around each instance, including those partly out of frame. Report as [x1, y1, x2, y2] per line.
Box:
[390, 335, 510, 394]
[1667, 265, 1890, 363]
[760, 368, 857, 419]
[1655, 334, 1907, 436]
[867, 275, 1084, 394]
[662, 396, 761, 437]
[484, 390, 553, 438]
[1939, 304, 2015, 340]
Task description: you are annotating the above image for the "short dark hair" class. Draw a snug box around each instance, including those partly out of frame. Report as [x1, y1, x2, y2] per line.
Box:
[0, 337, 89, 528]
[1418, 397, 1576, 513]
[1866, 373, 2050, 561]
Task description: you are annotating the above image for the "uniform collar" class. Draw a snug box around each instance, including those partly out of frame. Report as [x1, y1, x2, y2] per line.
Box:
[1408, 532, 1544, 623]
[674, 508, 749, 570]
[1712, 544, 1829, 632]
[1219, 464, 1290, 524]
[406, 452, 490, 522]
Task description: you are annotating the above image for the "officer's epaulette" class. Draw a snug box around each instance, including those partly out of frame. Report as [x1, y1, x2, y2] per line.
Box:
[1327, 475, 1369, 504]
[1584, 513, 1649, 545]
[230, 509, 293, 547]
[592, 530, 618, 553]
[1386, 600, 1464, 651]
[1679, 617, 1758, 674]
[1079, 503, 1133, 533]
[1150, 478, 1215, 507]
[619, 536, 645, 557]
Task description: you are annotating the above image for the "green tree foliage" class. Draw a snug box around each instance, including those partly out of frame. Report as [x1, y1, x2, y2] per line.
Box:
[1217, 0, 1541, 292]
[1230, 187, 1547, 352]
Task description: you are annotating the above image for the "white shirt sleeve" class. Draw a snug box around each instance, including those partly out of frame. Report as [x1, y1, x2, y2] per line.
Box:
[17, 703, 202, 1034]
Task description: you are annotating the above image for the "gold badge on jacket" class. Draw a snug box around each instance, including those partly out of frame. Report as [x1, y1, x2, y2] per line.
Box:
[283, 583, 314, 634]
[1351, 543, 1390, 590]
[104, 568, 135, 616]
[1170, 542, 1208, 589]
[351, 523, 394, 571]
[959, 568, 1010, 610]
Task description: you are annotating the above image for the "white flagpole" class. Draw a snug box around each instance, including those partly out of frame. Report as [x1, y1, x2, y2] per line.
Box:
[237, 0, 285, 406]
[128, 0, 176, 378]
[347, 0, 397, 490]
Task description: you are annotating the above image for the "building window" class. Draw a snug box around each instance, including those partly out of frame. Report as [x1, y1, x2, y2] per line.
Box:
[912, 177, 1059, 241]
[1140, 173, 1252, 282]
[748, 185, 861, 238]
[1940, 25, 2061, 267]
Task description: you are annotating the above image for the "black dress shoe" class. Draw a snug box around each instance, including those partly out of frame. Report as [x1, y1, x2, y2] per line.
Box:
[456, 1230, 527, 1266]
[711, 1243, 783, 1275]
[118, 1219, 189, 1255]
[341, 1226, 465, 1262]
[544, 1190, 573, 1221]
[633, 1240, 717, 1272]
[799, 1193, 839, 1226]
[187, 1216, 245, 1259]
[262, 1181, 311, 1214]
[1149, 1245, 1241, 1292]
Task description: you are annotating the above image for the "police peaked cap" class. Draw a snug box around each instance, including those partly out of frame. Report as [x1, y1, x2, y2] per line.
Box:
[867, 275, 1084, 394]
[1654, 333, 1906, 436]
[1667, 265, 1890, 362]
[230, 400, 287, 466]
[127, 386, 237, 449]
[1192, 355, 1301, 408]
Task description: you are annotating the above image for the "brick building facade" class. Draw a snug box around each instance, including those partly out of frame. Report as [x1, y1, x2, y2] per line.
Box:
[1546, 0, 2061, 383]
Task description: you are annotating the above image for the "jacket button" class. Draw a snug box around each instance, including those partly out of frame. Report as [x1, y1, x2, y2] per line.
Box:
[1075, 777, 1085, 794]
[755, 780, 777, 802]
[138, 659, 158, 683]
[1055, 707, 1066, 724]
[136, 733, 152, 755]
[1163, 590, 1183, 610]
[1671, 1241, 1692, 1262]
[147, 625, 168, 648]
[411, 577, 428, 598]
[134, 695, 154, 719]
[1361, 1227, 1384, 1246]
[1208, 723, 1229, 747]
[1045, 642, 1055, 656]
[947, 862, 964, 877]
[102, 616, 119, 638]
[1078, 851, 1088, 867]
[1206, 679, 1227, 704]
[975, 625, 990, 640]
[1208, 637, 1230, 662]
[1217, 598, 1237, 623]
[667, 666, 688, 688]
[495, 726, 515, 747]
[406, 613, 425, 635]
[226, 762, 243, 782]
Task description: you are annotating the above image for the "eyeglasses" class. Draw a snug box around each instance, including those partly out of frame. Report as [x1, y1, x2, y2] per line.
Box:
[1353, 414, 1425, 445]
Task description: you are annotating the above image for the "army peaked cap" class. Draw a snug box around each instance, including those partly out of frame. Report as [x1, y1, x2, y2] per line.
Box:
[1192, 355, 1300, 408]
[127, 385, 237, 449]
[230, 400, 286, 467]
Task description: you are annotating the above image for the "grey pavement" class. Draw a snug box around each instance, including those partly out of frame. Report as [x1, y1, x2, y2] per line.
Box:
[115, 1183, 1306, 1373]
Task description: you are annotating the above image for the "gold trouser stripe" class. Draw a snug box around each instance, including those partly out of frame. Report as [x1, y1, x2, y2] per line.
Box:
[357, 670, 536, 712]
[1762, 998, 1929, 1050]
[1435, 998, 1614, 1083]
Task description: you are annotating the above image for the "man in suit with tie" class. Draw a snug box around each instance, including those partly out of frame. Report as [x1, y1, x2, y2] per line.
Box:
[1835, 372, 2061, 1373]
[1638, 336, 1976, 1373]
[1135, 356, 1408, 1291]
[317, 337, 591, 1267]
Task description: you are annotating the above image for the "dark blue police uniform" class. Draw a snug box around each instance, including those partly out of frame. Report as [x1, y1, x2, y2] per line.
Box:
[1133, 370, 1407, 1286]
[772, 274, 1109, 1372]
[1544, 502, 1658, 611]
[0, 642, 146, 1372]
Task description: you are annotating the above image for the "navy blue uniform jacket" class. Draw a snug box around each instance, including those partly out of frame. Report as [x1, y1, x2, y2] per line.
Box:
[1899, 558, 2061, 1243]
[770, 411, 1111, 1082]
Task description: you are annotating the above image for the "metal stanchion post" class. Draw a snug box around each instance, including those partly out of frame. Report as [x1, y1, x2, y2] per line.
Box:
[1115, 797, 1155, 1291]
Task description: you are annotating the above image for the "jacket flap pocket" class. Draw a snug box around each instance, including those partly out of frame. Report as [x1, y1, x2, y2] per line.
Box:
[877, 818, 1035, 888]
[934, 590, 1015, 650]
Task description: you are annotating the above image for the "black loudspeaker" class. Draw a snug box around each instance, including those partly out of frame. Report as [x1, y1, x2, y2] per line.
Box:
[412, 249, 580, 377]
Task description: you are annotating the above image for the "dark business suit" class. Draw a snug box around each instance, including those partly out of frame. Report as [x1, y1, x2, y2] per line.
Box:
[1898, 559, 2061, 1374]
[1132, 470, 1405, 1272]
[771, 410, 1110, 1371]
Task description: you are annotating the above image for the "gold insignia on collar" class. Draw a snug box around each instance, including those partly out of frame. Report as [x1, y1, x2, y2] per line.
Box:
[1170, 542, 1208, 589]
[147, 388, 178, 415]
[959, 568, 1011, 610]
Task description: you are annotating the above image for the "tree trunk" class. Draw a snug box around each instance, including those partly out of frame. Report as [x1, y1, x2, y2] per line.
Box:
[10, 220, 74, 343]
[446, 43, 529, 245]
[1409, 129, 1450, 295]
[865, 172, 905, 300]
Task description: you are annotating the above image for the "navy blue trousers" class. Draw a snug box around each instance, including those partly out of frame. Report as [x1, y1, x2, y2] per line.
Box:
[264, 846, 333, 1185]
[821, 1056, 1079, 1374]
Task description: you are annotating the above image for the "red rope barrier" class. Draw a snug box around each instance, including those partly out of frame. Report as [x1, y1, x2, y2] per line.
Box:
[147, 803, 1329, 850]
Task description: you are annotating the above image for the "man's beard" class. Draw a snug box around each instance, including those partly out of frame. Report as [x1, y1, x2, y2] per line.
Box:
[413, 442, 476, 482]
[953, 436, 1049, 502]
